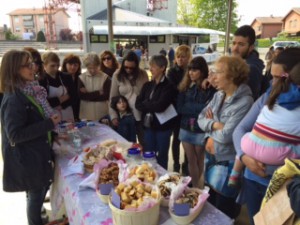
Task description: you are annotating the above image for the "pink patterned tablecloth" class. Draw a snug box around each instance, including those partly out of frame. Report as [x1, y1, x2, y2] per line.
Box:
[51, 123, 233, 225]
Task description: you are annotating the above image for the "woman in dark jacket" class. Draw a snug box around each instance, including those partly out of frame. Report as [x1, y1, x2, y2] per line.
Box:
[177, 56, 215, 187]
[39, 52, 76, 122]
[0, 50, 61, 225]
[136, 54, 177, 169]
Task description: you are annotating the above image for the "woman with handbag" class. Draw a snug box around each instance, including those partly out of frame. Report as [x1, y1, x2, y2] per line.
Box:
[198, 55, 253, 219]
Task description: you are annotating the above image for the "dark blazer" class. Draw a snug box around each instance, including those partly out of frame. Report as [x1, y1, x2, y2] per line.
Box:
[135, 76, 177, 131]
[1, 90, 55, 192]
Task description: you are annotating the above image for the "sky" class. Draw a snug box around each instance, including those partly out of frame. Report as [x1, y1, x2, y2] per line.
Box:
[0, 0, 299, 31]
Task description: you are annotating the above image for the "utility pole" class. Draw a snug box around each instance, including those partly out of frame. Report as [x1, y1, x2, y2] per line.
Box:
[224, 0, 233, 55]
[107, 0, 114, 53]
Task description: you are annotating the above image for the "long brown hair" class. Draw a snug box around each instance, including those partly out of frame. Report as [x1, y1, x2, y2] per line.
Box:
[267, 48, 300, 110]
[99, 50, 119, 72]
[61, 53, 82, 76]
[0, 50, 32, 93]
[178, 56, 208, 92]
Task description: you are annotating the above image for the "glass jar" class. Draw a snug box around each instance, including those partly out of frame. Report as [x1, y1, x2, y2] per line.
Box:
[126, 147, 142, 164]
[142, 151, 157, 166]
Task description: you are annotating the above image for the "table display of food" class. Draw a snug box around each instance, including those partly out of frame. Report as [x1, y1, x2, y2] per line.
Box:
[50, 122, 233, 225]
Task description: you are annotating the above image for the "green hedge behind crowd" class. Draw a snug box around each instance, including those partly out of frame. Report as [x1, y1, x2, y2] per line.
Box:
[218, 37, 300, 48]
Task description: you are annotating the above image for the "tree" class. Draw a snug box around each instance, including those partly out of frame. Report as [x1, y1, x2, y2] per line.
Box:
[178, 0, 239, 33]
[36, 30, 46, 42]
[177, 0, 197, 26]
[4, 29, 19, 40]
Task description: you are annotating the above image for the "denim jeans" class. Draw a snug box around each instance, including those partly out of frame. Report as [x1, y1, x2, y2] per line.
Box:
[243, 178, 268, 225]
[144, 128, 172, 170]
[26, 186, 48, 225]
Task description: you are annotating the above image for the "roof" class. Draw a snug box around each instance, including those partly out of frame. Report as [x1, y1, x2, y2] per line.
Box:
[8, 8, 69, 17]
[251, 17, 283, 26]
[88, 6, 170, 23]
[91, 25, 227, 36]
[282, 7, 300, 21]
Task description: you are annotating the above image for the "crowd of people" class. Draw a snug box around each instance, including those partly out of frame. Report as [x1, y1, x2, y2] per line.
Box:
[0, 24, 300, 225]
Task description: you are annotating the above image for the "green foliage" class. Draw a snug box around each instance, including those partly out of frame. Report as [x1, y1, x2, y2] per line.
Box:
[36, 31, 46, 42]
[257, 39, 272, 48]
[177, 0, 239, 33]
[4, 29, 19, 40]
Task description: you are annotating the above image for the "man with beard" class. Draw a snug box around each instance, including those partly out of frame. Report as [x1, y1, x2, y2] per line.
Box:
[231, 25, 265, 100]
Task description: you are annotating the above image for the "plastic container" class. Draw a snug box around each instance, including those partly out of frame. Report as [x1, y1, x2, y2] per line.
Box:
[72, 127, 82, 153]
[142, 151, 157, 166]
[126, 148, 142, 164]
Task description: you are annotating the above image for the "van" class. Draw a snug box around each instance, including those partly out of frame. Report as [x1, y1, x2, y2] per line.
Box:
[272, 41, 300, 49]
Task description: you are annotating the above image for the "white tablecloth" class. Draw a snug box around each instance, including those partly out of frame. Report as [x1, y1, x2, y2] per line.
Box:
[51, 123, 233, 225]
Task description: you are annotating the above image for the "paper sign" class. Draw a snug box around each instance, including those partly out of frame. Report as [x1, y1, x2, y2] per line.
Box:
[174, 203, 190, 216]
[155, 104, 178, 124]
[99, 183, 114, 195]
[111, 190, 121, 209]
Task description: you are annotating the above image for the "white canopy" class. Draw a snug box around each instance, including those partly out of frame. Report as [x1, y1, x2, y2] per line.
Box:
[92, 25, 227, 36]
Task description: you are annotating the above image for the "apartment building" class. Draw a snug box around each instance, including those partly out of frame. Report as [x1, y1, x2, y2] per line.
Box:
[8, 8, 70, 40]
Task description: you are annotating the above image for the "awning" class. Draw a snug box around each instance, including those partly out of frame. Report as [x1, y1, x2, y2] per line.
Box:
[91, 25, 228, 36]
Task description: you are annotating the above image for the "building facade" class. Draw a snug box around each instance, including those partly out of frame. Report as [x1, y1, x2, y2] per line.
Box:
[282, 7, 300, 36]
[8, 8, 70, 40]
[251, 17, 283, 38]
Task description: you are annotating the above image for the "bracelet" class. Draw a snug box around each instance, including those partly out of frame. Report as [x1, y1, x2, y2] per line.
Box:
[239, 154, 245, 163]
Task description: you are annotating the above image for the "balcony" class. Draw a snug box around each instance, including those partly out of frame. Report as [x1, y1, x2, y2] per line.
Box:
[23, 21, 34, 28]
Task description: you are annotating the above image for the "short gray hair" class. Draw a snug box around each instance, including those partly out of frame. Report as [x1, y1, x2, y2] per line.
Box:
[82, 52, 100, 67]
[149, 54, 168, 69]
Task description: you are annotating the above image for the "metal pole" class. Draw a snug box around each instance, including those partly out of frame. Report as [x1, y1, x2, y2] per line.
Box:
[224, 0, 233, 55]
[107, 0, 114, 53]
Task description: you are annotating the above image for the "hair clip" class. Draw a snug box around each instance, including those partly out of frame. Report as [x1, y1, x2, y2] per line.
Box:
[281, 72, 289, 78]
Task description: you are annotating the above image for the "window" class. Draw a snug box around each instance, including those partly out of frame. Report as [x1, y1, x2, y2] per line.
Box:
[172, 35, 179, 43]
[149, 35, 165, 43]
[14, 16, 19, 23]
[39, 15, 44, 22]
[15, 27, 21, 32]
[289, 20, 292, 28]
[294, 19, 297, 28]
[23, 15, 33, 21]
[90, 34, 108, 43]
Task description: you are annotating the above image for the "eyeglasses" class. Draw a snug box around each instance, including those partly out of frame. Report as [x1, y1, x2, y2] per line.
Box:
[21, 62, 35, 69]
[209, 68, 224, 75]
[102, 57, 112, 61]
[125, 66, 135, 70]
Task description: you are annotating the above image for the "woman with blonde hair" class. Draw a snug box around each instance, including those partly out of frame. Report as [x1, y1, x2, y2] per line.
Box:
[177, 56, 215, 187]
[99, 50, 119, 78]
[79, 52, 111, 121]
[167, 44, 192, 173]
[198, 55, 253, 218]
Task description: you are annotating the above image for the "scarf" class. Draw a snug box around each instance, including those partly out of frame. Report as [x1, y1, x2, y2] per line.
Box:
[20, 81, 55, 118]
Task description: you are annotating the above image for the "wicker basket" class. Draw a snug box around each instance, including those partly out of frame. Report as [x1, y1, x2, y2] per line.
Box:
[108, 197, 160, 225]
[169, 188, 205, 225]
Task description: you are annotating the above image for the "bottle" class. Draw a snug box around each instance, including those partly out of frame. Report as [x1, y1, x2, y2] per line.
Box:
[126, 147, 142, 164]
[142, 151, 157, 167]
[72, 127, 82, 153]
[87, 121, 96, 137]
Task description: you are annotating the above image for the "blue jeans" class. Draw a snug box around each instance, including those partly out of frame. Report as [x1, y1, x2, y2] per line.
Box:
[144, 128, 172, 170]
[26, 186, 48, 225]
[243, 178, 268, 225]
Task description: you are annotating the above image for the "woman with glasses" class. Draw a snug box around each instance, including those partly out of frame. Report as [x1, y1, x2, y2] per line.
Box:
[39, 52, 76, 122]
[177, 56, 215, 188]
[136, 54, 177, 169]
[79, 52, 111, 121]
[0, 50, 61, 225]
[99, 50, 119, 78]
[109, 51, 148, 146]
[61, 54, 82, 121]
[198, 55, 253, 219]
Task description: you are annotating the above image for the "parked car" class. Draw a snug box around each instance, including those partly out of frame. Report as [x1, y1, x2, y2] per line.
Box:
[272, 41, 300, 49]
